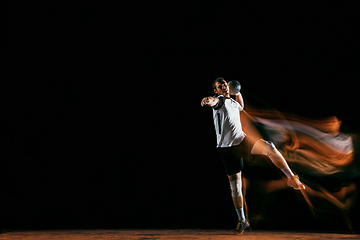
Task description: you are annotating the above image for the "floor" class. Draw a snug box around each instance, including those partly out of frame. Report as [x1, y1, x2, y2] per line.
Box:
[1, 229, 359, 240]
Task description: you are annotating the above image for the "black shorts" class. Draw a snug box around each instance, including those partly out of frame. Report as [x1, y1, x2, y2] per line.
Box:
[218, 136, 255, 176]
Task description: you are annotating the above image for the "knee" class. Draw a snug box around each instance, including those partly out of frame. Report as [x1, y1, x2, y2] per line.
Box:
[229, 178, 242, 197]
[261, 141, 277, 157]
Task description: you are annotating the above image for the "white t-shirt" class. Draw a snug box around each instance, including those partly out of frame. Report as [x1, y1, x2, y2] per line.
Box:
[212, 95, 245, 148]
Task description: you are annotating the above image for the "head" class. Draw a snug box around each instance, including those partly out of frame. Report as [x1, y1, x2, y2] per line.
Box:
[212, 77, 230, 97]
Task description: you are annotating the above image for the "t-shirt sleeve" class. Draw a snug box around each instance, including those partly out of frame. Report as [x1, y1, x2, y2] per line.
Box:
[212, 95, 225, 110]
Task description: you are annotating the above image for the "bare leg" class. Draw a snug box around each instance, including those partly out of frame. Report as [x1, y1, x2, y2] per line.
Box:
[228, 172, 249, 234]
[250, 139, 305, 189]
[250, 139, 293, 171]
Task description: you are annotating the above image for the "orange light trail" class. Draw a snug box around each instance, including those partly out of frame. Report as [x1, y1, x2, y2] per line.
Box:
[240, 105, 358, 230]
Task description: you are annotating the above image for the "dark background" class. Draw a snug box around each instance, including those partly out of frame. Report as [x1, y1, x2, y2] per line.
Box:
[2, 1, 360, 231]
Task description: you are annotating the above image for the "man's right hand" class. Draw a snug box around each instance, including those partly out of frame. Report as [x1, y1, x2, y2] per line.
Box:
[201, 96, 218, 107]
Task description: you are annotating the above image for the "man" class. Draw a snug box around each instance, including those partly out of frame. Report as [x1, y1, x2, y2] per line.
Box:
[201, 77, 305, 235]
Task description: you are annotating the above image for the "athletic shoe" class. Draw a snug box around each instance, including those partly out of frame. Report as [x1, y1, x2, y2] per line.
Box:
[233, 219, 250, 235]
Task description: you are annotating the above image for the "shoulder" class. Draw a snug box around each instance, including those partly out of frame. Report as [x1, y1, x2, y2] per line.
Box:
[213, 95, 225, 110]
[229, 97, 243, 111]
[232, 98, 241, 106]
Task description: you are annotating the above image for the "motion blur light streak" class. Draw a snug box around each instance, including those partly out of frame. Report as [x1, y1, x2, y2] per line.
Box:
[240, 106, 359, 230]
[243, 107, 356, 175]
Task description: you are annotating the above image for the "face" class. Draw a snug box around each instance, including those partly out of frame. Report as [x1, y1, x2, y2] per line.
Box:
[214, 79, 230, 97]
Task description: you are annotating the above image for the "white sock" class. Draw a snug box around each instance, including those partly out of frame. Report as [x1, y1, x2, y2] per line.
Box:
[236, 208, 246, 221]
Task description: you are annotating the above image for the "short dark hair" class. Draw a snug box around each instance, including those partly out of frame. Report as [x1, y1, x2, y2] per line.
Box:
[212, 77, 225, 89]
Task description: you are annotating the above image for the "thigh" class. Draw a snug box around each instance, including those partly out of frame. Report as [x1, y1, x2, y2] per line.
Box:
[236, 136, 256, 160]
[250, 139, 267, 155]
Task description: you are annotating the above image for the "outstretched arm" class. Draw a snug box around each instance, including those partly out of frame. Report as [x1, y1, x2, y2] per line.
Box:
[201, 96, 219, 107]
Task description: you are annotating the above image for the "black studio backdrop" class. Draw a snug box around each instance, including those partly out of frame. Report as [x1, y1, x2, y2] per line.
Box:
[3, 1, 360, 230]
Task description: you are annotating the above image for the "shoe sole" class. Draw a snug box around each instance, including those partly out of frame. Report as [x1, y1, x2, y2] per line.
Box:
[232, 230, 244, 235]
